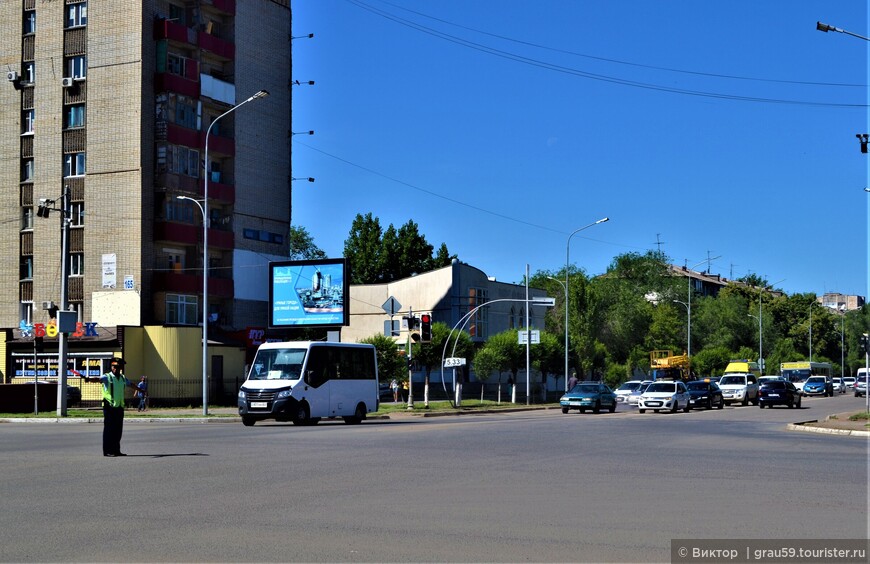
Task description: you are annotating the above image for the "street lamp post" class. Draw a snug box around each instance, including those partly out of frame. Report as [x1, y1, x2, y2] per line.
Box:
[565, 217, 609, 389]
[673, 299, 689, 354]
[680, 257, 721, 362]
[198, 89, 268, 416]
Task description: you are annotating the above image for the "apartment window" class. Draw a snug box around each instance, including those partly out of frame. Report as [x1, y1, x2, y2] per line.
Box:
[175, 100, 197, 129]
[65, 104, 86, 129]
[24, 10, 36, 34]
[166, 294, 198, 325]
[167, 53, 187, 76]
[20, 303, 33, 325]
[22, 208, 33, 231]
[23, 62, 35, 83]
[65, 1, 87, 28]
[69, 253, 84, 276]
[20, 257, 33, 281]
[166, 199, 195, 224]
[22, 109, 34, 135]
[468, 287, 489, 338]
[169, 3, 186, 25]
[21, 159, 34, 182]
[171, 146, 199, 178]
[70, 202, 85, 227]
[67, 56, 87, 80]
[64, 153, 86, 177]
[165, 249, 185, 272]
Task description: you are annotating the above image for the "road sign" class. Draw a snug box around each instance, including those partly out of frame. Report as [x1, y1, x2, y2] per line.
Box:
[518, 330, 540, 345]
[382, 296, 402, 316]
[384, 320, 400, 337]
[444, 357, 466, 368]
[532, 297, 556, 306]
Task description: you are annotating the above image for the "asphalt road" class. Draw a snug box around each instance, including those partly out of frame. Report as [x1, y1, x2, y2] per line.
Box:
[0, 393, 866, 562]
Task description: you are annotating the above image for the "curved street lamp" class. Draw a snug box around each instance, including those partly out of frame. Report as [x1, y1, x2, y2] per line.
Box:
[565, 217, 609, 389]
[199, 89, 269, 416]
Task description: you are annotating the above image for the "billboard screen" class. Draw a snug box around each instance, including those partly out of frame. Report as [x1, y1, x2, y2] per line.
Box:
[269, 258, 349, 328]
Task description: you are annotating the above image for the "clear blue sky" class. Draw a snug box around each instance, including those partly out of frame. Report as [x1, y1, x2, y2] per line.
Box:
[290, 0, 868, 298]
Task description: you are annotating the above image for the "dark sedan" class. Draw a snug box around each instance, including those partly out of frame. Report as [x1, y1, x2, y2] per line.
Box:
[758, 380, 802, 409]
[686, 380, 724, 409]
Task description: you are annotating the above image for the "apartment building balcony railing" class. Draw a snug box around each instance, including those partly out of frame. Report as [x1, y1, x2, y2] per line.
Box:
[20, 184, 32, 206]
[63, 27, 86, 56]
[152, 271, 233, 298]
[68, 276, 84, 301]
[154, 221, 234, 250]
[20, 231, 33, 256]
[198, 30, 234, 60]
[155, 72, 200, 98]
[202, 0, 236, 16]
[199, 177, 235, 205]
[154, 18, 197, 46]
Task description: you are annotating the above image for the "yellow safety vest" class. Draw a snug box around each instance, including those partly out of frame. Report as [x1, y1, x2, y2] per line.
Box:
[102, 373, 128, 407]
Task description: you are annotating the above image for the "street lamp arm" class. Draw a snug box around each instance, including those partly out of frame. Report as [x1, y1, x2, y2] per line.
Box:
[816, 21, 870, 41]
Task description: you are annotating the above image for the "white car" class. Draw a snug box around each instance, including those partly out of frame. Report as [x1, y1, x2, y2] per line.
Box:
[855, 377, 868, 398]
[832, 377, 846, 394]
[614, 380, 645, 404]
[719, 373, 759, 406]
[843, 377, 857, 390]
[627, 381, 653, 406]
[638, 380, 691, 413]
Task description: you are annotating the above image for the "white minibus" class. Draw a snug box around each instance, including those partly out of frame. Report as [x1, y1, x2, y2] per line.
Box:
[238, 341, 379, 426]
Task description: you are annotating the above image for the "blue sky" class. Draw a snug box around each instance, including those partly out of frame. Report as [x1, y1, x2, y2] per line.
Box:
[290, 0, 868, 298]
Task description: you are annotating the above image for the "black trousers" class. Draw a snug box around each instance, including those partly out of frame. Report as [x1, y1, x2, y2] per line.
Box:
[102, 402, 125, 455]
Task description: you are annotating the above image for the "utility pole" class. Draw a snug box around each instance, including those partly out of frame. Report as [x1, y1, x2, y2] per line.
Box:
[407, 307, 414, 409]
[57, 185, 71, 416]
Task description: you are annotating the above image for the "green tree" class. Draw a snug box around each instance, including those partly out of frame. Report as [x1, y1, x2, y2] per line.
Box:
[691, 346, 732, 377]
[359, 333, 405, 385]
[287, 225, 326, 260]
[486, 329, 525, 386]
[472, 346, 501, 402]
[344, 213, 383, 284]
[395, 220, 434, 279]
[531, 330, 563, 399]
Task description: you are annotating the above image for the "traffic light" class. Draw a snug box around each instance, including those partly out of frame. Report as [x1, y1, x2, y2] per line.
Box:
[420, 314, 432, 343]
[860, 334, 869, 356]
[36, 198, 51, 218]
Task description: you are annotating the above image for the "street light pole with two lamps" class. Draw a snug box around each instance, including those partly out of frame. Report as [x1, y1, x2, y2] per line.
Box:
[188, 89, 269, 416]
[564, 217, 609, 389]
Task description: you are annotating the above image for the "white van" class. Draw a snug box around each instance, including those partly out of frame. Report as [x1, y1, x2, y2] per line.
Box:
[238, 341, 379, 426]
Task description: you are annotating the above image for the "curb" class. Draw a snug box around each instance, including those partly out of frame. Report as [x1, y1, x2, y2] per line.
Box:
[787, 421, 870, 438]
[0, 417, 241, 424]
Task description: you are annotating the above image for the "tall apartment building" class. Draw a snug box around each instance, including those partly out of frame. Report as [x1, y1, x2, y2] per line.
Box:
[0, 0, 293, 376]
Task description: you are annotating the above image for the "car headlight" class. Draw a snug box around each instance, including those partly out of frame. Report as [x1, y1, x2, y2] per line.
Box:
[560, 396, 568, 402]
[276, 388, 293, 399]
[238, 389, 246, 399]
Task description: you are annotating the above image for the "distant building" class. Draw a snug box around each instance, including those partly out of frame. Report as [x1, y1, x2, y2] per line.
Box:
[818, 293, 865, 313]
[344, 260, 549, 344]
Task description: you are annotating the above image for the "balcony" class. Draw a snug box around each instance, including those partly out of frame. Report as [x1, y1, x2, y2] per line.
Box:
[202, 0, 236, 16]
[152, 271, 233, 298]
[155, 72, 200, 98]
[201, 130, 235, 157]
[154, 18, 197, 46]
[198, 31, 234, 60]
[154, 221, 234, 250]
[200, 177, 235, 205]
[166, 122, 200, 148]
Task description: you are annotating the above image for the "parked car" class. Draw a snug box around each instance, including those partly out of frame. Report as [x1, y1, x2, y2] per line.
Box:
[832, 377, 846, 394]
[843, 376, 857, 390]
[614, 380, 645, 403]
[560, 382, 618, 414]
[627, 381, 653, 406]
[802, 376, 832, 397]
[638, 380, 691, 413]
[758, 376, 784, 386]
[758, 380, 802, 409]
[686, 380, 724, 409]
[855, 377, 868, 398]
[718, 374, 759, 406]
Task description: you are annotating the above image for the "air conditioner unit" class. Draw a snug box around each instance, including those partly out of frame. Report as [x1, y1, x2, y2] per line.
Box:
[41, 301, 55, 311]
[7, 71, 19, 82]
[61, 77, 74, 87]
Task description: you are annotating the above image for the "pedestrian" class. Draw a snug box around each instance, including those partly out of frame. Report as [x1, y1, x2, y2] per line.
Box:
[567, 370, 579, 390]
[83, 357, 136, 457]
[390, 378, 399, 402]
[136, 376, 148, 412]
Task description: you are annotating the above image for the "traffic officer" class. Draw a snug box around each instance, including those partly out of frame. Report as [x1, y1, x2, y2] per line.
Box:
[83, 357, 136, 457]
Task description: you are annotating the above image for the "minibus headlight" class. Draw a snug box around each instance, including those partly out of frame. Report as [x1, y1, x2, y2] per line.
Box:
[238, 389, 246, 399]
[276, 388, 293, 399]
